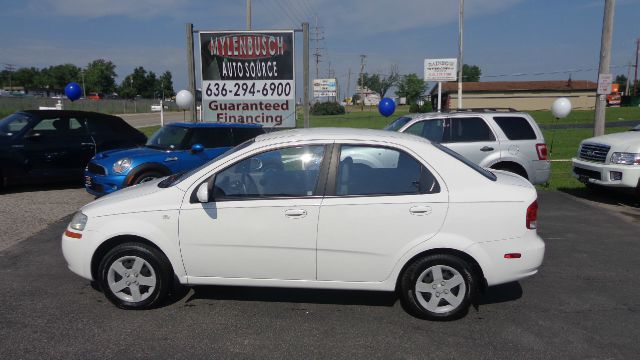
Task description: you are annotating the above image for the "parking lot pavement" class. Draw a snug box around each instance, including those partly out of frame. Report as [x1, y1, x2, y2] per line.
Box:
[119, 112, 186, 128]
[0, 190, 639, 359]
[0, 185, 94, 252]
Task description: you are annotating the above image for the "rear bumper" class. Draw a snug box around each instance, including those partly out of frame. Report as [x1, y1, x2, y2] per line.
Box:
[572, 158, 640, 189]
[466, 232, 545, 287]
[531, 160, 550, 184]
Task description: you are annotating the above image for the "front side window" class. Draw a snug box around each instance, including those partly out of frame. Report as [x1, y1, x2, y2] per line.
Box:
[404, 119, 446, 143]
[448, 117, 495, 143]
[146, 126, 189, 150]
[336, 145, 439, 196]
[213, 145, 325, 199]
[0, 113, 32, 137]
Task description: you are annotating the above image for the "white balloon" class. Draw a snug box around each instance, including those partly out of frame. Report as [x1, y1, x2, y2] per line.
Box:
[551, 97, 572, 119]
[176, 90, 194, 110]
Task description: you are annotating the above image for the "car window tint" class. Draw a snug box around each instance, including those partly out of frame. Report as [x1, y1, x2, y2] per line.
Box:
[0, 113, 31, 136]
[213, 145, 325, 199]
[405, 119, 445, 143]
[86, 116, 130, 136]
[336, 145, 439, 196]
[384, 116, 412, 131]
[493, 116, 537, 140]
[32, 117, 84, 137]
[449, 117, 495, 142]
[232, 128, 265, 144]
[187, 128, 233, 148]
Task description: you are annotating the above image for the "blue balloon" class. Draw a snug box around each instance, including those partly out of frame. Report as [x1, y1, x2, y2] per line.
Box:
[378, 97, 396, 117]
[65, 82, 82, 101]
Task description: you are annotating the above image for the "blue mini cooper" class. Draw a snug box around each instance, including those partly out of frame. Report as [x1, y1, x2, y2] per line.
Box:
[84, 122, 265, 196]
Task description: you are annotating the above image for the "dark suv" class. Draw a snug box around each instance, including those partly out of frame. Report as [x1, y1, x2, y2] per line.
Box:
[0, 110, 146, 188]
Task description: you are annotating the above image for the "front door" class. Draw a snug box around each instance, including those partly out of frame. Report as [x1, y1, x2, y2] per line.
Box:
[179, 144, 327, 280]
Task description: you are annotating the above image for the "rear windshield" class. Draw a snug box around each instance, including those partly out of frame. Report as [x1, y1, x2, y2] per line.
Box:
[433, 143, 497, 181]
[493, 116, 537, 140]
[384, 116, 413, 131]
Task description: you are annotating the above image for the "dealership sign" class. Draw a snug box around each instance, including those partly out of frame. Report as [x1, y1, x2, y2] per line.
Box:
[313, 78, 337, 97]
[200, 30, 295, 128]
[424, 58, 458, 82]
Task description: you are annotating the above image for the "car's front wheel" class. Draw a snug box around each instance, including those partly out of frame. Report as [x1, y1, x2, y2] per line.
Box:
[399, 254, 477, 321]
[98, 243, 172, 309]
[132, 171, 163, 185]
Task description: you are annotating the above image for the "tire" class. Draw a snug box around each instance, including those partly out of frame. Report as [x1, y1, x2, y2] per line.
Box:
[399, 254, 477, 321]
[492, 163, 528, 180]
[132, 171, 163, 185]
[97, 242, 172, 309]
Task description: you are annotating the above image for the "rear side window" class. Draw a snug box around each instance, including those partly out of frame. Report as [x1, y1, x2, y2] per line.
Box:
[384, 116, 412, 131]
[448, 117, 494, 143]
[493, 116, 537, 140]
[232, 127, 265, 144]
[187, 128, 233, 148]
[86, 116, 132, 136]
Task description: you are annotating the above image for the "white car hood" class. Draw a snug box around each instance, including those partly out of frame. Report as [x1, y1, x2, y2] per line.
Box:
[82, 179, 184, 217]
[581, 131, 640, 152]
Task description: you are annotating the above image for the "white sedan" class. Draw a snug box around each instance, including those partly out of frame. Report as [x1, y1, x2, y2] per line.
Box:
[62, 128, 544, 320]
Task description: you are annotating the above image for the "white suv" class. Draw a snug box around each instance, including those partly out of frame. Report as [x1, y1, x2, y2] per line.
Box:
[572, 124, 640, 196]
[385, 109, 550, 184]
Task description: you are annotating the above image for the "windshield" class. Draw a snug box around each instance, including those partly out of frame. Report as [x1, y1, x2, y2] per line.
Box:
[0, 113, 32, 137]
[146, 126, 189, 150]
[384, 116, 413, 131]
[433, 142, 497, 181]
[158, 138, 256, 188]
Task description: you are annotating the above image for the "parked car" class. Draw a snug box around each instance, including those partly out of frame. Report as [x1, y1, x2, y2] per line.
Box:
[572, 124, 640, 196]
[0, 110, 146, 189]
[62, 127, 545, 320]
[84, 122, 265, 197]
[385, 109, 550, 184]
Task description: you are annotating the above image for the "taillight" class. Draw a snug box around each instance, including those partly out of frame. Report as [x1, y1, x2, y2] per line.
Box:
[526, 200, 538, 229]
[536, 143, 548, 160]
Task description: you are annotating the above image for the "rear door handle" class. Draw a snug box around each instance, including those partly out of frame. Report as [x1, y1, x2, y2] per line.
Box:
[285, 209, 307, 218]
[409, 206, 432, 215]
[480, 146, 494, 152]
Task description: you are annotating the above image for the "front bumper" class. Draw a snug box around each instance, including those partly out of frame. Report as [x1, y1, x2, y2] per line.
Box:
[61, 229, 95, 281]
[572, 158, 640, 189]
[84, 171, 127, 196]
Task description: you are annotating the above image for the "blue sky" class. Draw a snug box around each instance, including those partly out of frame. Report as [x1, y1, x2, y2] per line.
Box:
[1, 0, 639, 97]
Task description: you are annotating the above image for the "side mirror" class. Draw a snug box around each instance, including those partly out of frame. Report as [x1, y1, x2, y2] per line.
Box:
[191, 143, 204, 153]
[196, 182, 209, 203]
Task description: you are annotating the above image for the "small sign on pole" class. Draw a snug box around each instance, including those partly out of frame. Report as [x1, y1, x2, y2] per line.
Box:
[424, 58, 457, 112]
[597, 73, 613, 95]
[313, 78, 337, 98]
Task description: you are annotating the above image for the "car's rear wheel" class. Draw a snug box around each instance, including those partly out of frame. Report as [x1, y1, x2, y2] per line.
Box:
[399, 254, 477, 321]
[98, 243, 172, 309]
[132, 171, 163, 185]
[491, 163, 529, 180]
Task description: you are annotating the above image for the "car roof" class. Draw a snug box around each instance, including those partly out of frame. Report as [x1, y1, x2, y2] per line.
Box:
[254, 127, 432, 145]
[399, 109, 528, 120]
[167, 122, 263, 129]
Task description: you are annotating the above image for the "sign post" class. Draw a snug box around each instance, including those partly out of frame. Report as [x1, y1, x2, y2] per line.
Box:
[199, 30, 296, 128]
[424, 58, 457, 112]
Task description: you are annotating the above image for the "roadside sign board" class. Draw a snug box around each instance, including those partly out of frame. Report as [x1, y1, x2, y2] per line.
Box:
[597, 73, 613, 95]
[424, 58, 458, 82]
[200, 30, 296, 128]
[313, 78, 337, 97]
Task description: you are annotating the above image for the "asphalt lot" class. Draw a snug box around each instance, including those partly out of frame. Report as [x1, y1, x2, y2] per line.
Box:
[0, 188, 639, 359]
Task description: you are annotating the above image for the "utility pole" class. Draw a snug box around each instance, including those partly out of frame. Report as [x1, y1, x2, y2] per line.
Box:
[246, 0, 251, 30]
[457, 0, 464, 109]
[312, 16, 323, 80]
[80, 69, 86, 98]
[303, 22, 310, 128]
[594, 0, 616, 137]
[346, 68, 351, 106]
[634, 38, 639, 96]
[626, 61, 632, 96]
[186, 23, 197, 122]
[359, 55, 366, 110]
[3, 63, 15, 90]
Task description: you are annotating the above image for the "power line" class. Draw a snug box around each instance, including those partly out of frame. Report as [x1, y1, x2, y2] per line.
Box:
[272, 0, 299, 25]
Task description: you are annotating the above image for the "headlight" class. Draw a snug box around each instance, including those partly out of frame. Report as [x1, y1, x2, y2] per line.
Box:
[610, 152, 640, 165]
[69, 212, 88, 231]
[113, 158, 132, 173]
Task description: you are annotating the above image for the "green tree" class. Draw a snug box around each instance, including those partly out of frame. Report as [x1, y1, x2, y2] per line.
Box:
[462, 64, 482, 82]
[46, 64, 81, 91]
[396, 73, 427, 105]
[13, 67, 40, 91]
[357, 66, 399, 99]
[84, 59, 117, 94]
[158, 71, 175, 99]
[615, 74, 627, 90]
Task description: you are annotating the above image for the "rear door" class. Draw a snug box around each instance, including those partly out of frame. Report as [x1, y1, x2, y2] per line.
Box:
[443, 116, 499, 166]
[316, 143, 448, 282]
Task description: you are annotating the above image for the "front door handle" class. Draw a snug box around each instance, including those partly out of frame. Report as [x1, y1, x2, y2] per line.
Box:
[480, 146, 494, 152]
[409, 206, 432, 215]
[285, 209, 307, 218]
